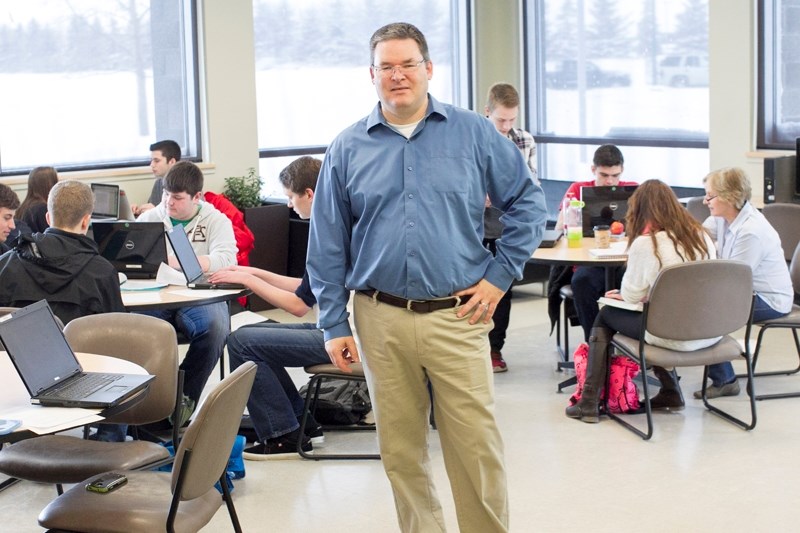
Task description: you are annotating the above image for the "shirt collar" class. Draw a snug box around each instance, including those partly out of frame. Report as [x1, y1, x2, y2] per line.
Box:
[366, 94, 447, 132]
[726, 201, 755, 235]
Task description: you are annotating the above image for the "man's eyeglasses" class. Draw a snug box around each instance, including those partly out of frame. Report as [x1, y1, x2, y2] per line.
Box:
[704, 194, 718, 202]
[372, 59, 426, 77]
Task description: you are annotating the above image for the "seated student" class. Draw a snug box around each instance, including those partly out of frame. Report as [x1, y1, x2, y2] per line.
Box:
[0, 184, 21, 254]
[16, 166, 58, 234]
[208, 156, 330, 459]
[132, 140, 180, 217]
[566, 180, 717, 423]
[0, 180, 125, 324]
[138, 161, 237, 425]
[553, 144, 638, 342]
[696, 167, 793, 398]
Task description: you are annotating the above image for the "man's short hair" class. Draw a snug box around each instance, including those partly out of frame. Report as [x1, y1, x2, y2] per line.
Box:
[279, 156, 321, 195]
[47, 180, 93, 228]
[593, 144, 624, 167]
[149, 140, 182, 162]
[0, 183, 20, 210]
[370, 22, 430, 65]
[486, 83, 520, 111]
[164, 161, 203, 197]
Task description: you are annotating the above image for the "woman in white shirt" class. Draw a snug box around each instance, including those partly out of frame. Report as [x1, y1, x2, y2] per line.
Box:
[567, 180, 717, 423]
[696, 167, 793, 399]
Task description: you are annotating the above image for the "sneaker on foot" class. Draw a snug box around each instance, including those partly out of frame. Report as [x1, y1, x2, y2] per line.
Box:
[491, 351, 508, 373]
[693, 380, 741, 399]
[243, 430, 311, 461]
[298, 413, 325, 444]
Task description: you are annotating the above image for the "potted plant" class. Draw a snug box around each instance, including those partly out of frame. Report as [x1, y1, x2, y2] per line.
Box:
[222, 168, 264, 210]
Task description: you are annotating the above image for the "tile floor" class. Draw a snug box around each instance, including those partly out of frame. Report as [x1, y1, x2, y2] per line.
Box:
[3, 284, 800, 532]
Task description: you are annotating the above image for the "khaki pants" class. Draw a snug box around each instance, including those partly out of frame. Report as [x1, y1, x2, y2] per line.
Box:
[354, 293, 509, 533]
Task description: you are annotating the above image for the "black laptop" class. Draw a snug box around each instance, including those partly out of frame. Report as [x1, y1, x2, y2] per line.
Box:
[0, 300, 154, 408]
[92, 221, 167, 279]
[165, 226, 245, 290]
[538, 228, 563, 248]
[579, 185, 638, 237]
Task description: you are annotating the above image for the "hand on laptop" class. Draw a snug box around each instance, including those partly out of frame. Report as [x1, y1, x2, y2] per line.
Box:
[208, 269, 252, 286]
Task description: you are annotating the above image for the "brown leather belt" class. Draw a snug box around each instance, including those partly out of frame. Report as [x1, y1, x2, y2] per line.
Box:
[359, 290, 472, 313]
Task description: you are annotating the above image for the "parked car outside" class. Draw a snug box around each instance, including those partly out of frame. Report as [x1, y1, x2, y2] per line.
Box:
[545, 60, 631, 89]
[657, 55, 709, 87]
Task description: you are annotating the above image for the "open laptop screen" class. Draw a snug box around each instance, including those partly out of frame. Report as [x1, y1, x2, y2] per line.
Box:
[579, 185, 638, 237]
[92, 222, 167, 278]
[90, 183, 120, 220]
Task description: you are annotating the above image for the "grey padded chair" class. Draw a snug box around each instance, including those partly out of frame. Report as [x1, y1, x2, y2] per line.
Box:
[763, 202, 800, 264]
[737, 241, 800, 400]
[606, 261, 756, 440]
[298, 362, 380, 460]
[0, 313, 180, 495]
[685, 196, 710, 223]
[38, 361, 257, 533]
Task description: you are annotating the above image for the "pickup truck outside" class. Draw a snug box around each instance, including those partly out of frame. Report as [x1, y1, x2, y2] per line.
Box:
[656, 55, 709, 87]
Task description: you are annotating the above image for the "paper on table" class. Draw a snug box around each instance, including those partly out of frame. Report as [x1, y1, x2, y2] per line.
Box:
[2, 405, 103, 435]
[156, 263, 187, 286]
[120, 279, 168, 291]
[589, 241, 629, 258]
[122, 292, 163, 305]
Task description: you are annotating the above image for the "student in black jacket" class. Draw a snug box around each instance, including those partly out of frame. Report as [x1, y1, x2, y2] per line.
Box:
[0, 180, 124, 324]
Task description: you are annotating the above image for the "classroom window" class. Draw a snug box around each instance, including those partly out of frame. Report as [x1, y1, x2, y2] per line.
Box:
[525, 0, 710, 188]
[758, 0, 800, 149]
[252, 0, 470, 196]
[0, 0, 199, 175]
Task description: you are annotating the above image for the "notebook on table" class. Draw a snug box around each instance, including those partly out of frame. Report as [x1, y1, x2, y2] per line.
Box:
[0, 300, 154, 408]
[165, 226, 245, 290]
[90, 183, 121, 222]
[92, 221, 167, 279]
[580, 185, 638, 237]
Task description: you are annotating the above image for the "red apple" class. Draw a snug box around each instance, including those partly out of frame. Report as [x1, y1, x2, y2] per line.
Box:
[610, 221, 624, 235]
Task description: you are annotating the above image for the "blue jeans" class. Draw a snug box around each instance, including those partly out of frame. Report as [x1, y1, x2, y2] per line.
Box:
[227, 322, 329, 442]
[707, 294, 788, 386]
[141, 301, 230, 405]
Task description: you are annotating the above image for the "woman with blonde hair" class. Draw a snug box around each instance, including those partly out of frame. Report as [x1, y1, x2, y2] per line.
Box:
[567, 179, 717, 423]
[696, 167, 793, 399]
[16, 166, 58, 234]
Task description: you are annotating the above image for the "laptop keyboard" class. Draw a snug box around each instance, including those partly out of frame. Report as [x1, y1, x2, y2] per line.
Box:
[40, 373, 123, 399]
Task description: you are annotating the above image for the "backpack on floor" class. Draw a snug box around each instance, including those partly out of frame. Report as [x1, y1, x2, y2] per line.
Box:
[298, 379, 372, 425]
[569, 342, 641, 414]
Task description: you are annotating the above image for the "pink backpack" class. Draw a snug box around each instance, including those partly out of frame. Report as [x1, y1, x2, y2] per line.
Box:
[568, 343, 640, 413]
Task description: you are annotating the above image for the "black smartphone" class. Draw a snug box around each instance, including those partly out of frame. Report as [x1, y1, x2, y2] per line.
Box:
[85, 472, 128, 494]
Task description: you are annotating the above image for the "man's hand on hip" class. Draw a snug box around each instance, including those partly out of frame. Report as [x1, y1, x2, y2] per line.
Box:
[325, 336, 360, 372]
[454, 279, 506, 325]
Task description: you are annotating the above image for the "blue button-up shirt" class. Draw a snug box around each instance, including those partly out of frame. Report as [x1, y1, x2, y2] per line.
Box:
[308, 96, 547, 340]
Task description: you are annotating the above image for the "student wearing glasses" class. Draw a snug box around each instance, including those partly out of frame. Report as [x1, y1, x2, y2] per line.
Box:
[307, 22, 545, 533]
[697, 167, 793, 398]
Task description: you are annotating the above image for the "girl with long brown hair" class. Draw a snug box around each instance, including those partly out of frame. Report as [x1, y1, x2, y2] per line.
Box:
[16, 166, 58, 234]
[566, 179, 718, 423]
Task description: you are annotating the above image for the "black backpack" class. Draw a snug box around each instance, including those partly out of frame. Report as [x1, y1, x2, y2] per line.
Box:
[298, 379, 372, 425]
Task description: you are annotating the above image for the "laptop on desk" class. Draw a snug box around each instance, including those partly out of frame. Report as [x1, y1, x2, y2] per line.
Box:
[0, 300, 154, 408]
[90, 183, 121, 222]
[92, 221, 167, 279]
[165, 226, 245, 290]
[580, 185, 638, 237]
[538, 228, 563, 248]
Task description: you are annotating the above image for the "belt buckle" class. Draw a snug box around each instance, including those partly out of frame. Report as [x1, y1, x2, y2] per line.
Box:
[406, 298, 423, 312]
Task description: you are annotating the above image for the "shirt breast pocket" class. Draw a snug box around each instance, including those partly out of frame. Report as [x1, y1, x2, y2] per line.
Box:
[426, 155, 470, 193]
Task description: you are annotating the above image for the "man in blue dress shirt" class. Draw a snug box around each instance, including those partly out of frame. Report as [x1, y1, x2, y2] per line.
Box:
[307, 22, 546, 533]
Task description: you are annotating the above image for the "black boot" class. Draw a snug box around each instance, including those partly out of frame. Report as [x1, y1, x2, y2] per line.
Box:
[649, 366, 685, 411]
[565, 326, 613, 423]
